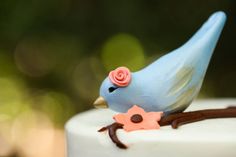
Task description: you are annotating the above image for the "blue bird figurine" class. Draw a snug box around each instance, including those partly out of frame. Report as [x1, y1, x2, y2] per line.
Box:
[94, 11, 226, 114]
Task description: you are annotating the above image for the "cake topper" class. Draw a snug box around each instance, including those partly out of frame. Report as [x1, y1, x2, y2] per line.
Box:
[94, 11, 226, 114]
[95, 11, 236, 149]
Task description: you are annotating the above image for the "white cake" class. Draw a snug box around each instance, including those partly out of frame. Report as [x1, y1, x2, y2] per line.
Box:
[65, 99, 236, 157]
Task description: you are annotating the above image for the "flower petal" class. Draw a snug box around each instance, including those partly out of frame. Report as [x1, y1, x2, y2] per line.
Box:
[142, 120, 161, 130]
[113, 114, 128, 124]
[145, 112, 163, 121]
[123, 123, 143, 132]
[127, 105, 146, 115]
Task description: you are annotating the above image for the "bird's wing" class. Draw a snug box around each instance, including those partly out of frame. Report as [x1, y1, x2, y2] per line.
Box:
[166, 66, 195, 97]
[164, 66, 202, 113]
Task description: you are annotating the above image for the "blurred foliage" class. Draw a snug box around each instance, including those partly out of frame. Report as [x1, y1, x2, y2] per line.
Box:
[0, 1, 235, 156]
[102, 33, 145, 71]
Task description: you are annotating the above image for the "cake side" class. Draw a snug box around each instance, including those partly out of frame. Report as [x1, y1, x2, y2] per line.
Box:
[65, 99, 236, 157]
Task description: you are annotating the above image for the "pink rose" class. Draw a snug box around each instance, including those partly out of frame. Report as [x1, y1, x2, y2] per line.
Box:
[109, 67, 131, 87]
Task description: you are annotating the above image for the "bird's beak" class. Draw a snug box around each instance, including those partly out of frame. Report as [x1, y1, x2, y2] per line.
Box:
[93, 96, 108, 108]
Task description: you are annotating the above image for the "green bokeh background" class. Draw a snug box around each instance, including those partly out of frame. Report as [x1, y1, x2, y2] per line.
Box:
[0, 1, 235, 156]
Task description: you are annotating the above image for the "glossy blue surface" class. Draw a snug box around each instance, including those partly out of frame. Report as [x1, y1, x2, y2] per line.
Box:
[99, 11, 226, 114]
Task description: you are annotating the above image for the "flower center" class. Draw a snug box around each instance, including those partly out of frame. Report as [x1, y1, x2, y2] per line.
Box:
[130, 114, 143, 123]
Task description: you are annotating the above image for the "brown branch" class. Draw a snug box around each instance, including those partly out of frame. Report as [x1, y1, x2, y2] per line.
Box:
[171, 114, 205, 129]
[159, 106, 236, 128]
[98, 123, 126, 149]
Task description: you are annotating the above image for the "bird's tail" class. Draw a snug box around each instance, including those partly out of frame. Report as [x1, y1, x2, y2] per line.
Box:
[164, 11, 227, 113]
[177, 11, 226, 73]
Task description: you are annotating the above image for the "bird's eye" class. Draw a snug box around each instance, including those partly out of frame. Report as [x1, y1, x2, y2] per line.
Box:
[108, 87, 118, 93]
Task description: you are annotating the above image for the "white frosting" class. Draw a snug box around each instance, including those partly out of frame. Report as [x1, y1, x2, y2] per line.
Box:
[65, 99, 236, 157]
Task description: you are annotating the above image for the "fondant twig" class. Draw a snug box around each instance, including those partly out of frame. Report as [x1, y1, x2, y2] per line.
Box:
[159, 106, 236, 128]
[98, 123, 126, 149]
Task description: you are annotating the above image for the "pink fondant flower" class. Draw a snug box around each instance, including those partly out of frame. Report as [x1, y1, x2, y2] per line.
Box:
[113, 105, 163, 132]
[109, 67, 131, 87]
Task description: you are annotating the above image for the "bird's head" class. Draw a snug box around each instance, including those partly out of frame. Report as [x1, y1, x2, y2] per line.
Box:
[93, 67, 134, 112]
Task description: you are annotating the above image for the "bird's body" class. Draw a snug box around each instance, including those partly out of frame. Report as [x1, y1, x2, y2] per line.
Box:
[94, 11, 226, 114]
